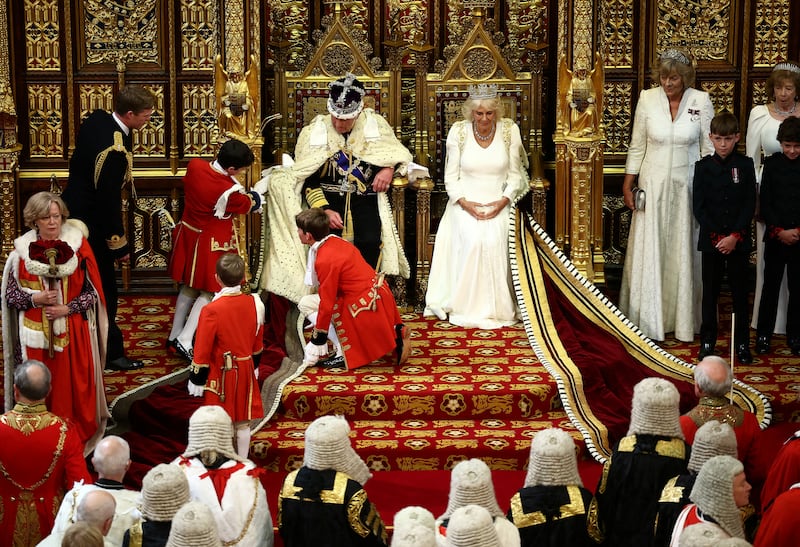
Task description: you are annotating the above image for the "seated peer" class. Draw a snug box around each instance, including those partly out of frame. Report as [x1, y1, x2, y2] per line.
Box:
[278, 415, 388, 546]
[172, 405, 273, 546]
[654, 420, 738, 546]
[507, 428, 594, 546]
[123, 463, 191, 547]
[37, 489, 116, 546]
[436, 458, 520, 547]
[445, 504, 502, 547]
[51, 435, 141, 547]
[669, 456, 751, 545]
[588, 377, 691, 547]
[680, 357, 761, 481]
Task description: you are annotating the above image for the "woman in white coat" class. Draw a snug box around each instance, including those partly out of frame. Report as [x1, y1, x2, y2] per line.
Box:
[620, 48, 714, 342]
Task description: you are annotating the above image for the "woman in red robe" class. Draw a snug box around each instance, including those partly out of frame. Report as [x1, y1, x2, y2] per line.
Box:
[2, 191, 109, 453]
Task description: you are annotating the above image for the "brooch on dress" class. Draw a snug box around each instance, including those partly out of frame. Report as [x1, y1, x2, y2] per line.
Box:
[688, 108, 700, 121]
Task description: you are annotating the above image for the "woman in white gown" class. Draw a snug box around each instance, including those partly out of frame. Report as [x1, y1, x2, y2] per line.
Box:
[746, 61, 800, 342]
[620, 49, 714, 342]
[424, 85, 529, 329]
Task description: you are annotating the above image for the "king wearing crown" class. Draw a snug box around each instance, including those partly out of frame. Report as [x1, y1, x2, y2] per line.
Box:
[261, 73, 413, 350]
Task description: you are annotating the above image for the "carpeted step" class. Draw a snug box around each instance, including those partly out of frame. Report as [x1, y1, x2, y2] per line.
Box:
[279, 360, 563, 423]
[249, 412, 591, 473]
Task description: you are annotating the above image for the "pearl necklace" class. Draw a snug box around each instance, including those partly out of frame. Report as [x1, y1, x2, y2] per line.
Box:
[774, 101, 797, 117]
[473, 121, 495, 142]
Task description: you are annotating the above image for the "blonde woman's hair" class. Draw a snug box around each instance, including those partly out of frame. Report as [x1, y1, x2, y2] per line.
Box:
[23, 191, 69, 230]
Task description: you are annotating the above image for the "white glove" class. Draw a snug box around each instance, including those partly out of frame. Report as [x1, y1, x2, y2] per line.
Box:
[187, 381, 204, 397]
[254, 366, 259, 380]
[304, 341, 329, 365]
[253, 175, 270, 196]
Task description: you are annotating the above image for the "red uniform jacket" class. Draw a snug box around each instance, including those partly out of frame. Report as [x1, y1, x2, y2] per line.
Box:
[313, 236, 402, 369]
[169, 159, 257, 293]
[0, 403, 90, 545]
[193, 291, 265, 422]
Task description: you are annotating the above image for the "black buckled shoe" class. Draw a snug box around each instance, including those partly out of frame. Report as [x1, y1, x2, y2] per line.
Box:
[789, 338, 800, 356]
[318, 355, 345, 369]
[736, 343, 753, 365]
[174, 340, 194, 361]
[105, 356, 145, 372]
[698, 341, 716, 360]
[755, 335, 770, 355]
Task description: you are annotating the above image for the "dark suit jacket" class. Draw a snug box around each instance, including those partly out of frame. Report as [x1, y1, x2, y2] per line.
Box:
[693, 151, 756, 253]
[62, 110, 132, 258]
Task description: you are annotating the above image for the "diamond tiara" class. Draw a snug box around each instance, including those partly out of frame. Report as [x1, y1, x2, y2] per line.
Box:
[773, 62, 800, 74]
[468, 83, 498, 100]
[660, 49, 692, 66]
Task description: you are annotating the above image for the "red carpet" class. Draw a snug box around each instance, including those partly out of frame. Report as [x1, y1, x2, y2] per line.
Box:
[6, 259, 791, 541]
[104, 291, 799, 541]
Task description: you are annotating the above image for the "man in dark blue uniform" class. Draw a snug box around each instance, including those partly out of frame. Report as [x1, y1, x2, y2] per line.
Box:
[62, 85, 155, 371]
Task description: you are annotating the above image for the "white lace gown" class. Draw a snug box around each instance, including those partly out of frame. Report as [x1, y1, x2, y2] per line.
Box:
[747, 104, 790, 334]
[619, 86, 714, 341]
[424, 118, 528, 329]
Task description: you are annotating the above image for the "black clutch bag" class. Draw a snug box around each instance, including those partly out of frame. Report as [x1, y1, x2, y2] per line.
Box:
[631, 186, 646, 211]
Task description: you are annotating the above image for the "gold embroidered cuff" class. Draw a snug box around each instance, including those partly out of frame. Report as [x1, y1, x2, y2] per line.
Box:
[305, 187, 329, 209]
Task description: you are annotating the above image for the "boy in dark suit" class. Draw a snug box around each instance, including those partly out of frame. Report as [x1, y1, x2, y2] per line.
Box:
[693, 112, 757, 364]
[754, 115, 800, 355]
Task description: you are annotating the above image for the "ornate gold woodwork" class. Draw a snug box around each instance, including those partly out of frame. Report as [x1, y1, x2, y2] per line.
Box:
[24, 0, 61, 71]
[81, 0, 160, 68]
[655, 0, 735, 62]
[555, 0, 605, 283]
[134, 85, 167, 157]
[601, 0, 634, 68]
[752, 81, 767, 110]
[77, 84, 115, 120]
[132, 197, 172, 269]
[26, 84, 63, 159]
[180, 0, 218, 70]
[600, 81, 632, 156]
[752, 0, 790, 67]
[181, 83, 218, 157]
[602, 194, 630, 267]
[702, 81, 736, 114]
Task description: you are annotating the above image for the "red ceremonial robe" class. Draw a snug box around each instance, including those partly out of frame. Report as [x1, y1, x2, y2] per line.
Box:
[0, 403, 91, 546]
[313, 236, 402, 369]
[754, 485, 800, 547]
[193, 290, 265, 422]
[168, 158, 257, 293]
[2, 223, 109, 450]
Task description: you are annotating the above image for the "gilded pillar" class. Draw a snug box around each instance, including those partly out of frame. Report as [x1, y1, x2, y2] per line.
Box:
[554, 1, 605, 283]
[0, 0, 21, 261]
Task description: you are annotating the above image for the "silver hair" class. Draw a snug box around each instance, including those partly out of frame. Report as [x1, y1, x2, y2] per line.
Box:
[91, 436, 131, 477]
[695, 356, 732, 397]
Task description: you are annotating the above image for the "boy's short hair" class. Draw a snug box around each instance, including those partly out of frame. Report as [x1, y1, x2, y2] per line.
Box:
[114, 85, 156, 115]
[217, 139, 255, 170]
[777, 116, 800, 143]
[216, 253, 245, 287]
[710, 112, 739, 136]
[295, 208, 331, 241]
